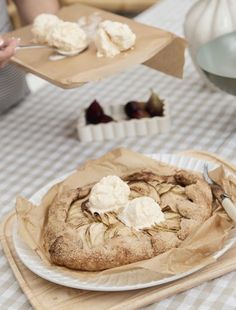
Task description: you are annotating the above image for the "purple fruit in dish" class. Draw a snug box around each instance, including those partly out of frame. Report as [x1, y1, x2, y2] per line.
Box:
[124, 101, 146, 118]
[146, 89, 164, 117]
[86, 100, 104, 124]
[130, 110, 150, 119]
[99, 114, 114, 123]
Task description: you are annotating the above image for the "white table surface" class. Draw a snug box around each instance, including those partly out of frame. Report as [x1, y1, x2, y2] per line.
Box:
[0, 0, 236, 309]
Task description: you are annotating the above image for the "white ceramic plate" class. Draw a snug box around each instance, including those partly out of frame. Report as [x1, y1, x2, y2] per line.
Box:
[13, 154, 236, 291]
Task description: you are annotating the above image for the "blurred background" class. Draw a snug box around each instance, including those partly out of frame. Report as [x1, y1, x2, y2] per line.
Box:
[7, 0, 159, 29]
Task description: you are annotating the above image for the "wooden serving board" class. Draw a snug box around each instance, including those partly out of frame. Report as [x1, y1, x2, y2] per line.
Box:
[1, 151, 236, 310]
[4, 3, 186, 89]
[1, 212, 236, 310]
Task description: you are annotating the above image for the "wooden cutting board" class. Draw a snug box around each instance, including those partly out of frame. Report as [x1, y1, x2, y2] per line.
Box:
[4, 3, 186, 89]
[1, 151, 236, 310]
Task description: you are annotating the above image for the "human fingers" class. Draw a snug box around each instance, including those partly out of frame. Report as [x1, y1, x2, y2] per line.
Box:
[6, 38, 19, 48]
[0, 37, 19, 49]
[0, 40, 18, 68]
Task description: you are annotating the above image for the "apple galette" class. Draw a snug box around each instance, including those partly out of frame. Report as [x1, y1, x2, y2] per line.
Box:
[43, 169, 212, 271]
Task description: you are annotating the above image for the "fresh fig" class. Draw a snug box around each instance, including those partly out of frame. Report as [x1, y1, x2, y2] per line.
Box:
[86, 100, 104, 124]
[130, 109, 150, 119]
[124, 101, 146, 118]
[146, 89, 164, 117]
[99, 114, 114, 123]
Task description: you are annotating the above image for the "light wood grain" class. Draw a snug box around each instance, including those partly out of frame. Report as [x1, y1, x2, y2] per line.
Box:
[1, 151, 236, 310]
[4, 3, 186, 89]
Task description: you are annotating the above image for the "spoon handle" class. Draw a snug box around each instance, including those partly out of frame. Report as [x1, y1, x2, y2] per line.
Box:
[222, 197, 236, 223]
[16, 44, 47, 50]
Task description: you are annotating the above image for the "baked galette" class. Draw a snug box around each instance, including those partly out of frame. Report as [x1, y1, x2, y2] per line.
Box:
[43, 169, 212, 271]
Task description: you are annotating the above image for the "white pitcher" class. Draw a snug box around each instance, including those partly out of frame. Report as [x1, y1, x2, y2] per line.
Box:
[184, 0, 236, 87]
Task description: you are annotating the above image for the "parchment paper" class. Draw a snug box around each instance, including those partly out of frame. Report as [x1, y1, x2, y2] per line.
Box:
[16, 148, 236, 282]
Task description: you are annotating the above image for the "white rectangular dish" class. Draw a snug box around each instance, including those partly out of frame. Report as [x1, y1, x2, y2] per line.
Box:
[77, 101, 170, 141]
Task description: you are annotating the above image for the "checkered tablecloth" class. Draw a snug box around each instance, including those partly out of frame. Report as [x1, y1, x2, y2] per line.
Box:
[0, 0, 236, 309]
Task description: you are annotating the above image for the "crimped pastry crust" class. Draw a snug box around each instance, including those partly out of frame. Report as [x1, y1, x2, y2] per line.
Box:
[43, 169, 213, 271]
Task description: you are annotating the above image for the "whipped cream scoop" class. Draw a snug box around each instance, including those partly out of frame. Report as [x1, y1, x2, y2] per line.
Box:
[47, 21, 88, 54]
[32, 13, 61, 44]
[32, 14, 88, 57]
[118, 197, 165, 230]
[94, 20, 136, 58]
[89, 175, 130, 213]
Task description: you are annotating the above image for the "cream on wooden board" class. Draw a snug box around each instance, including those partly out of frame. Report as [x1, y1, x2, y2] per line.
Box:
[4, 3, 186, 89]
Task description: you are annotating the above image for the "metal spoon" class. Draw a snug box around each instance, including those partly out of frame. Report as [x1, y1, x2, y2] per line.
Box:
[16, 44, 47, 50]
[49, 45, 88, 60]
[16, 44, 88, 59]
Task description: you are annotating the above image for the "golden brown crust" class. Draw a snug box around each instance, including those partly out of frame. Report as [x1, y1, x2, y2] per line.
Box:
[43, 169, 213, 271]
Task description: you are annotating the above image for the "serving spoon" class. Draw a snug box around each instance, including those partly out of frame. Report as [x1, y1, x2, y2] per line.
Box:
[203, 164, 236, 222]
[16, 44, 88, 59]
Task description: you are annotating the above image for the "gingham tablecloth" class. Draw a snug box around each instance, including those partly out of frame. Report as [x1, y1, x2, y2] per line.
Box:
[0, 0, 236, 309]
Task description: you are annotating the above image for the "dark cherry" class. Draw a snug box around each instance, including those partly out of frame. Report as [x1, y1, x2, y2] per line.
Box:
[99, 114, 114, 123]
[86, 100, 104, 124]
[124, 101, 146, 118]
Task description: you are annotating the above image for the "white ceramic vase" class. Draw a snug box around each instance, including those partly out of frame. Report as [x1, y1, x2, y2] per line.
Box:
[184, 0, 236, 87]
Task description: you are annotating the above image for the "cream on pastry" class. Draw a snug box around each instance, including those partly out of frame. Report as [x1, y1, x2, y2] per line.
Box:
[88, 175, 130, 213]
[118, 196, 165, 229]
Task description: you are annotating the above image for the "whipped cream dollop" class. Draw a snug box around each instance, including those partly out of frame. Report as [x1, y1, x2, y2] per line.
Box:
[32, 14, 88, 53]
[47, 21, 88, 53]
[118, 197, 165, 230]
[89, 175, 130, 213]
[94, 20, 136, 58]
[32, 14, 61, 44]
